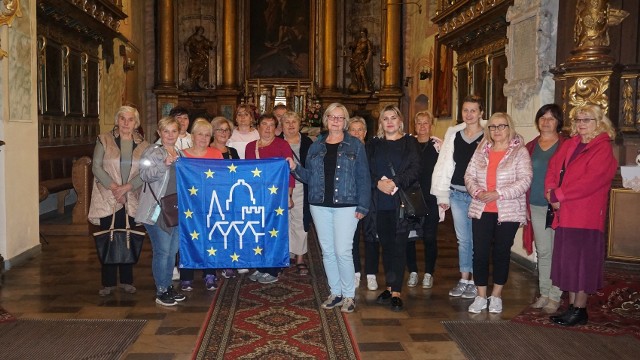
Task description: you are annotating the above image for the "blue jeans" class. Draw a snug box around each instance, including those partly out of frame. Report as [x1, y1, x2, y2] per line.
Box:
[145, 223, 180, 295]
[450, 189, 473, 274]
[310, 205, 359, 298]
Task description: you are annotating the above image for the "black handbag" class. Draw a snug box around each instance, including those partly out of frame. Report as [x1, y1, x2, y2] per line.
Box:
[545, 162, 565, 229]
[387, 160, 428, 219]
[93, 205, 145, 265]
[148, 185, 179, 227]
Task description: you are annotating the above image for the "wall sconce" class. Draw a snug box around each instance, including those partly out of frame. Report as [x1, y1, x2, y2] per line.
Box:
[419, 67, 432, 80]
[119, 44, 135, 72]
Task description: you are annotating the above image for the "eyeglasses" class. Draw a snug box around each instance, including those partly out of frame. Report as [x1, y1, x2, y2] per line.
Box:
[327, 115, 345, 121]
[215, 128, 230, 133]
[488, 124, 509, 131]
[573, 118, 595, 124]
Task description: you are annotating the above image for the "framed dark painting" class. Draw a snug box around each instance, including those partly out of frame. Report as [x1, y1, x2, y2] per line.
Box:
[433, 37, 453, 117]
[248, 0, 313, 79]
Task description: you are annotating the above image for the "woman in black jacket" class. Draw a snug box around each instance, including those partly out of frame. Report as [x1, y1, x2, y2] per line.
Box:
[366, 105, 420, 312]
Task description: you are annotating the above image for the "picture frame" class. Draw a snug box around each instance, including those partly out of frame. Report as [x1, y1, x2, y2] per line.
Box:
[433, 37, 453, 118]
[247, 0, 313, 80]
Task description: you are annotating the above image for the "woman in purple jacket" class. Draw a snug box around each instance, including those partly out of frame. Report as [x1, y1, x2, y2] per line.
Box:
[546, 105, 616, 327]
[464, 112, 532, 314]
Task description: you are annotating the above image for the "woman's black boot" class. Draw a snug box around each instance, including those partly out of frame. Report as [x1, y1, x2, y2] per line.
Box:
[549, 304, 573, 323]
[554, 307, 588, 326]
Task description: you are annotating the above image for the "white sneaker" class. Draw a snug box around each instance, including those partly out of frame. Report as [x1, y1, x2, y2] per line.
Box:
[449, 280, 467, 297]
[407, 272, 418, 287]
[248, 270, 263, 282]
[355, 272, 361, 286]
[468, 296, 488, 313]
[237, 268, 250, 274]
[172, 267, 180, 281]
[422, 273, 433, 289]
[366, 274, 378, 291]
[488, 296, 503, 313]
[461, 283, 478, 299]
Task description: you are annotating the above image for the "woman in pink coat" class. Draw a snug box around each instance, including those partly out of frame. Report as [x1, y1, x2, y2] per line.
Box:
[546, 105, 616, 327]
[464, 112, 532, 314]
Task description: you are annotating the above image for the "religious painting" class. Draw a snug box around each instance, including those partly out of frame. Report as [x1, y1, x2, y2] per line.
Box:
[248, 0, 312, 79]
[433, 38, 453, 118]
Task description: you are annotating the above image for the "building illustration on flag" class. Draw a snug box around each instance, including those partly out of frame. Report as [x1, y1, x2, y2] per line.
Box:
[175, 158, 290, 269]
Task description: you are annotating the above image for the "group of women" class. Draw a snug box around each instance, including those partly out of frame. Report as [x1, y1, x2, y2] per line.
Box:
[88, 99, 617, 325]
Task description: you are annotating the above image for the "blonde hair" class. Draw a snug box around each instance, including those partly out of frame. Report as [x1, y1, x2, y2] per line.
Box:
[281, 111, 301, 126]
[191, 118, 213, 137]
[347, 116, 367, 130]
[322, 103, 350, 130]
[483, 112, 516, 145]
[115, 105, 141, 129]
[414, 110, 434, 125]
[157, 116, 180, 133]
[570, 105, 616, 141]
[211, 116, 234, 136]
[377, 105, 405, 137]
[235, 104, 255, 126]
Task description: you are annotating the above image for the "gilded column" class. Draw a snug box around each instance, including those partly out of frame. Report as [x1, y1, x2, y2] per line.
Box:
[322, 0, 337, 91]
[157, 0, 175, 88]
[222, 0, 237, 89]
[382, 0, 400, 90]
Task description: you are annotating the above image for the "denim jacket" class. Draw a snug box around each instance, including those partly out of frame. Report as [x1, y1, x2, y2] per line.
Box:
[293, 131, 371, 216]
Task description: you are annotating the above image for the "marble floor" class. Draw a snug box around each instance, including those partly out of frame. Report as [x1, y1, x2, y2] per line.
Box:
[0, 216, 539, 359]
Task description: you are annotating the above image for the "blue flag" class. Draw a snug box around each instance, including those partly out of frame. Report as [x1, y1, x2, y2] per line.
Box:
[175, 158, 289, 269]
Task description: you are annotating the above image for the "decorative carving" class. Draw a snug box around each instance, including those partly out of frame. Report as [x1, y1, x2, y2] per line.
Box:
[434, 0, 510, 38]
[568, 76, 610, 115]
[184, 26, 215, 90]
[569, 0, 629, 64]
[503, 0, 557, 109]
[348, 27, 374, 94]
[457, 38, 506, 63]
[0, 0, 23, 60]
[622, 79, 634, 127]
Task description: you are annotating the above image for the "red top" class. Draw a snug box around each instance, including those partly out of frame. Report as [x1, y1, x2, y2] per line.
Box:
[484, 150, 506, 213]
[245, 137, 295, 188]
[183, 147, 223, 159]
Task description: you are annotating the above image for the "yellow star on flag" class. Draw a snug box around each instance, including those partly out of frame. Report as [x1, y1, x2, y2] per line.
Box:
[230, 252, 240, 262]
[190, 230, 199, 240]
[188, 186, 198, 195]
[184, 209, 193, 218]
[269, 228, 278, 237]
[207, 247, 217, 256]
[204, 169, 214, 178]
[252, 167, 262, 177]
[228, 163, 238, 172]
[268, 185, 278, 194]
[275, 207, 284, 215]
[254, 246, 263, 255]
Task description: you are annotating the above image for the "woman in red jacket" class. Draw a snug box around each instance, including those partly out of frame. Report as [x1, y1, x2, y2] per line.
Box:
[545, 104, 617, 326]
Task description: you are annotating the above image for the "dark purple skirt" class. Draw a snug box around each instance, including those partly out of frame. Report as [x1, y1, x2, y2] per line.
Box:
[550, 227, 605, 294]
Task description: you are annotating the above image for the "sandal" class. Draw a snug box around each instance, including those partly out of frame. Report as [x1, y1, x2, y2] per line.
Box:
[296, 263, 309, 276]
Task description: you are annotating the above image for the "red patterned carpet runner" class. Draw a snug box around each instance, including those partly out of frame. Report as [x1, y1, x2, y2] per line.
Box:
[192, 232, 360, 359]
[512, 267, 640, 339]
[0, 305, 16, 323]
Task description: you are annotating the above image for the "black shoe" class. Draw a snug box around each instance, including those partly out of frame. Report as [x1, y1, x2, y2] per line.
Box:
[376, 290, 392, 305]
[391, 296, 403, 312]
[549, 304, 574, 323]
[554, 307, 588, 326]
[156, 291, 177, 307]
[167, 285, 186, 302]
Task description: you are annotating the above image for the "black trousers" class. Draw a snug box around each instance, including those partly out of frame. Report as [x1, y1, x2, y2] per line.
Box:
[471, 212, 519, 287]
[406, 198, 440, 274]
[99, 207, 134, 287]
[377, 210, 408, 293]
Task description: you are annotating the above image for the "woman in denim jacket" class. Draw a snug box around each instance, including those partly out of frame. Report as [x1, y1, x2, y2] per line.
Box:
[288, 103, 371, 314]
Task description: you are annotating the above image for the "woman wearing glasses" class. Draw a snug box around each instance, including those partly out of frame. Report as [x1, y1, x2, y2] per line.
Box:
[464, 112, 532, 314]
[288, 103, 371, 313]
[546, 105, 616, 326]
[210, 116, 240, 160]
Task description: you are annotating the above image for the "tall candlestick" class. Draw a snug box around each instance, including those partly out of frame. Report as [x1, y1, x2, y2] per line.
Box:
[244, 80, 249, 95]
[257, 79, 261, 93]
[310, 82, 314, 98]
[297, 80, 301, 95]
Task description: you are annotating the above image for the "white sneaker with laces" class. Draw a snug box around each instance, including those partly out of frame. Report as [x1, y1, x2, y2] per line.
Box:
[366, 274, 378, 291]
[407, 272, 418, 287]
[422, 273, 433, 289]
[488, 296, 503, 313]
[248, 270, 263, 282]
[355, 272, 361, 286]
[172, 267, 180, 281]
[468, 296, 488, 313]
